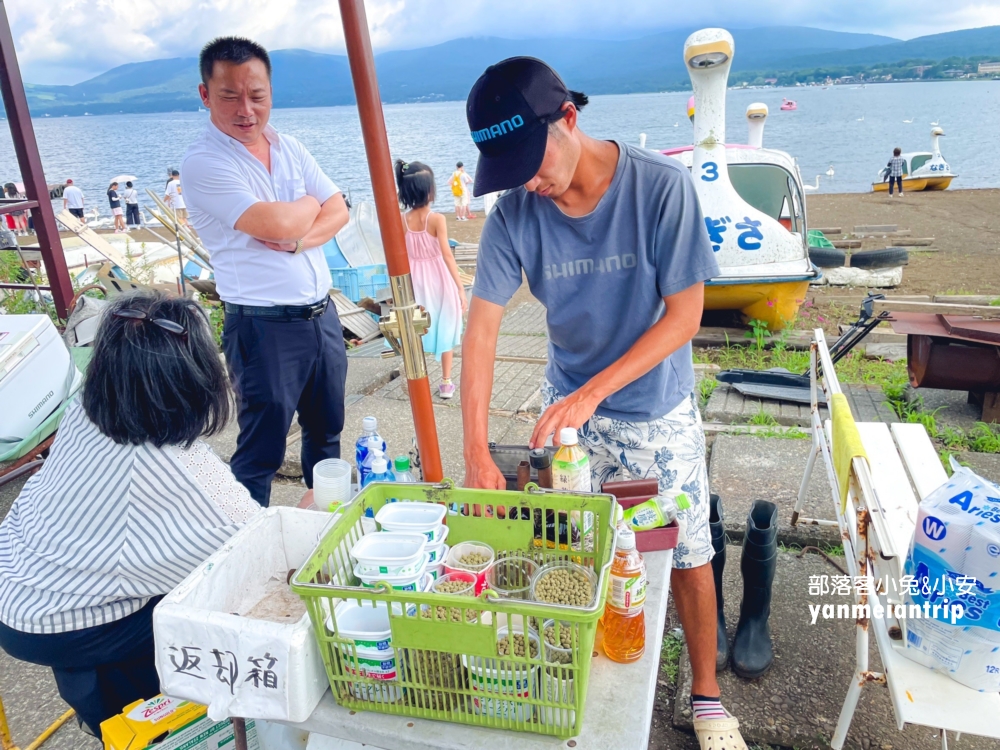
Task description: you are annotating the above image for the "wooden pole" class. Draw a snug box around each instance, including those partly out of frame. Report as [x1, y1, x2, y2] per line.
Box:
[0, 0, 73, 319]
[337, 0, 443, 481]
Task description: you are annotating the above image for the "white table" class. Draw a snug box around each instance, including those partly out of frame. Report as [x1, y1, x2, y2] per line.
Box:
[281, 550, 673, 750]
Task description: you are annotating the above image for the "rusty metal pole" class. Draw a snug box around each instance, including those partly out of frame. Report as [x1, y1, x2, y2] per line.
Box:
[0, 0, 73, 319]
[338, 0, 443, 482]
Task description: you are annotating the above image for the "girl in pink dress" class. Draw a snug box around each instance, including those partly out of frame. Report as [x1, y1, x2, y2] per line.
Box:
[395, 160, 467, 399]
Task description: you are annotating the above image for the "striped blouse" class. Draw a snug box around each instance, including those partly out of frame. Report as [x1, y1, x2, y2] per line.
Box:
[0, 399, 260, 634]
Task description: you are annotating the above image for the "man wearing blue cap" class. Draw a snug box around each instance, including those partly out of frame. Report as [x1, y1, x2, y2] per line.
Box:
[459, 57, 745, 748]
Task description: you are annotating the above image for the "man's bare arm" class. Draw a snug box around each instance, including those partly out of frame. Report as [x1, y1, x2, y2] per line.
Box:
[461, 296, 506, 489]
[235, 195, 322, 242]
[299, 193, 349, 249]
[529, 282, 705, 448]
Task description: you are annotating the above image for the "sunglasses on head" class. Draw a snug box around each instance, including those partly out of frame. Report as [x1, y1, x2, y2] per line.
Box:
[112, 308, 187, 337]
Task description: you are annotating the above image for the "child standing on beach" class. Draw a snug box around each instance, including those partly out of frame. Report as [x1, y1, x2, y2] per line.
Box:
[395, 160, 467, 399]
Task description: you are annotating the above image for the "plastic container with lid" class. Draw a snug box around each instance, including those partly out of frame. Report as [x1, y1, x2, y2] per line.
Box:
[463, 624, 541, 721]
[375, 502, 447, 542]
[350, 532, 426, 577]
[355, 557, 428, 592]
[425, 525, 450, 562]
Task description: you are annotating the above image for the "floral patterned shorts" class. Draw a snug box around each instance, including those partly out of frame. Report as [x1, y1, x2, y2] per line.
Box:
[541, 380, 714, 569]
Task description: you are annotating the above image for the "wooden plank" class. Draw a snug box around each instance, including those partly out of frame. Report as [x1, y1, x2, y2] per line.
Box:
[875, 299, 1000, 319]
[831, 239, 862, 249]
[330, 290, 380, 339]
[810, 226, 841, 235]
[892, 237, 933, 246]
[890, 423, 947, 501]
[55, 209, 130, 268]
[854, 224, 898, 234]
[856, 422, 920, 559]
[934, 295, 1000, 305]
[855, 229, 911, 238]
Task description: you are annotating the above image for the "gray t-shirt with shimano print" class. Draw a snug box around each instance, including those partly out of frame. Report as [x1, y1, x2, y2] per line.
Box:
[473, 141, 719, 423]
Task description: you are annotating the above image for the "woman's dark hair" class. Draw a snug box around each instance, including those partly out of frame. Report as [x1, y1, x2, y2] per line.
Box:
[200, 36, 272, 85]
[893, 147, 902, 156]
[82, 292, 232, 448]
[395, 159, 436, 209]
[109, 182, 118, 190]
[4, 183, 16, 198]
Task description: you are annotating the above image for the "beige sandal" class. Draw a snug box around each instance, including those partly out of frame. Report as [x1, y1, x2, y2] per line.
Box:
[693, 715, 748, 750]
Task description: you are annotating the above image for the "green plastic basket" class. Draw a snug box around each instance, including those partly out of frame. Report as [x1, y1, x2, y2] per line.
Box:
[291, 481, 618, 738]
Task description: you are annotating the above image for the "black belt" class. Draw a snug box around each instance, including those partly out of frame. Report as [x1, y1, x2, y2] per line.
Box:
[224, 299, 328, 320]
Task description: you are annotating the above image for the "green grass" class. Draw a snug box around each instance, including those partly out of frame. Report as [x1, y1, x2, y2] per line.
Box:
[886, 394, 1000, 456]
[735, 425, 811, 440]
[698, 376, 717, 409]
[659, 631, 684, 684]
[696, 345, 908, 393]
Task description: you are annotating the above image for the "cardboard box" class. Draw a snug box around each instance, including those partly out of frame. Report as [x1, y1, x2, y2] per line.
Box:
[101, 695, 259, 750]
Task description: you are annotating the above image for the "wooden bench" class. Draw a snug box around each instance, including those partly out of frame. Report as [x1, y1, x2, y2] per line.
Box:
[792, 329, 1000, 749]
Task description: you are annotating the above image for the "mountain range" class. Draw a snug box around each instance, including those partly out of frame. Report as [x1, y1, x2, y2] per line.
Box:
[21, 25, 1000, 117]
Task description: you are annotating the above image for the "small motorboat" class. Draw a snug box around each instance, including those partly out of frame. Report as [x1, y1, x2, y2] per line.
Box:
[780, 98, 797, 111]
[871, 127, 956, 192]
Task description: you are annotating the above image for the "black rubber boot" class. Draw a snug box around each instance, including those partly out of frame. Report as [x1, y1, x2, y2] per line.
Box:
[709, 493, 728, 672]
[732, 500, 778, 679]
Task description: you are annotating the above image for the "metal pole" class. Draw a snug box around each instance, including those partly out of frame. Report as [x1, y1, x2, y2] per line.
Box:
[338, 0, 443, 482]
[0, 0, 73, 319]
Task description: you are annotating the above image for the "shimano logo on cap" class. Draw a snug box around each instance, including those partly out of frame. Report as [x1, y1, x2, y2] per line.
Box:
[471, 114, 525, 143]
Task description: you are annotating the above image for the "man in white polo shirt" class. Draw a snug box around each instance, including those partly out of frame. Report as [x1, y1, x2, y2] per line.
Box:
[182, 36, 350, 507]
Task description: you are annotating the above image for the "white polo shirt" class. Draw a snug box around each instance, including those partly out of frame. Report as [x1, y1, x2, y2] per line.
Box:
[181, 120, 339, 306]
[63, 185, 84, 209]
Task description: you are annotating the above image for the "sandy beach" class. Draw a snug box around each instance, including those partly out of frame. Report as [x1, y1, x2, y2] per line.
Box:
[443, 189, 1000, 313]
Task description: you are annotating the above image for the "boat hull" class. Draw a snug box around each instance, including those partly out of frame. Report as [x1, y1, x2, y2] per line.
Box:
[871, 177, 928, 192]
[921, 175, 954, 190]
[704, 278, 812, 331]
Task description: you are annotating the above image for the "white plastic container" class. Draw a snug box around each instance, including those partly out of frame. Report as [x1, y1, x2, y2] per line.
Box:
[464, 624, 540, 721]
[355, 558, 428, 592]
[0, 314, 80, 442]
[375, 502, 447, 542]
[332, 600, 393, 654]
[425, 525, 451, 562]
[154, 508, 336, 723]
[350, 532, 427, 577]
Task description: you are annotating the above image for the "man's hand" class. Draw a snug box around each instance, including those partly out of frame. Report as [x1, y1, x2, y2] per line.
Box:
[259, 240, 297, 252]
[463, 452, 506, 490]
[529, 388, 601, 449]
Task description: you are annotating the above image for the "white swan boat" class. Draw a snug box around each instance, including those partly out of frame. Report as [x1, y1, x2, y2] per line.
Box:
[661, 29, 817, 330]
[872, 127, 956, 192]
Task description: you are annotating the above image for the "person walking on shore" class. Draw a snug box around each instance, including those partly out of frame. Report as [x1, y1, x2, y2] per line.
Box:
[165, 169, 188, 225]
[107, 182, 126, 233]
[460, 57, 747, 749]
[450, 162, 474, 220]
[396, 159, 467, 399]
[887, 147, 904, 197]
[182, 36, 350, 507]
[123, 181, 141, 228]
[63, 179, 85, 222]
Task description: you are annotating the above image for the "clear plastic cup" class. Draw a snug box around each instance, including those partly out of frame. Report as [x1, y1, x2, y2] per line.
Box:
[484, 553, 539, 600]
[313, 458, 352, 508]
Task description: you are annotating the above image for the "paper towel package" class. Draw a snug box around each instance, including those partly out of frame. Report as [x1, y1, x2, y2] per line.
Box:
[903, 465, 1000, 691]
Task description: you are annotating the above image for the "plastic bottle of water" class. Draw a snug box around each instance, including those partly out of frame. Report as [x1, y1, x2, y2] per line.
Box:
[362, 454, 395, 488]
[391, 456, 417, 484]
[356, 417, 386, 484]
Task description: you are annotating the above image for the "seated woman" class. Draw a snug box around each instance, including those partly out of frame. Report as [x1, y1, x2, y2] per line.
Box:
[0, 292, 263, 738]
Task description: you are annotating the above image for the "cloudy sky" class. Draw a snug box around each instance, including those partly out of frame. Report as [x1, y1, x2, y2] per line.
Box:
[8, 0, 1000, 85]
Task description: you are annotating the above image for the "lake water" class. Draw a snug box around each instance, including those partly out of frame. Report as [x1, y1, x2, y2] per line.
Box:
[1, 80, 998, 218]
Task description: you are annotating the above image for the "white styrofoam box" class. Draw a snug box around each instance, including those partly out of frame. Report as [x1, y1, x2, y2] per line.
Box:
[0, 314, 78, 441]
[154, 507, 338, 722]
